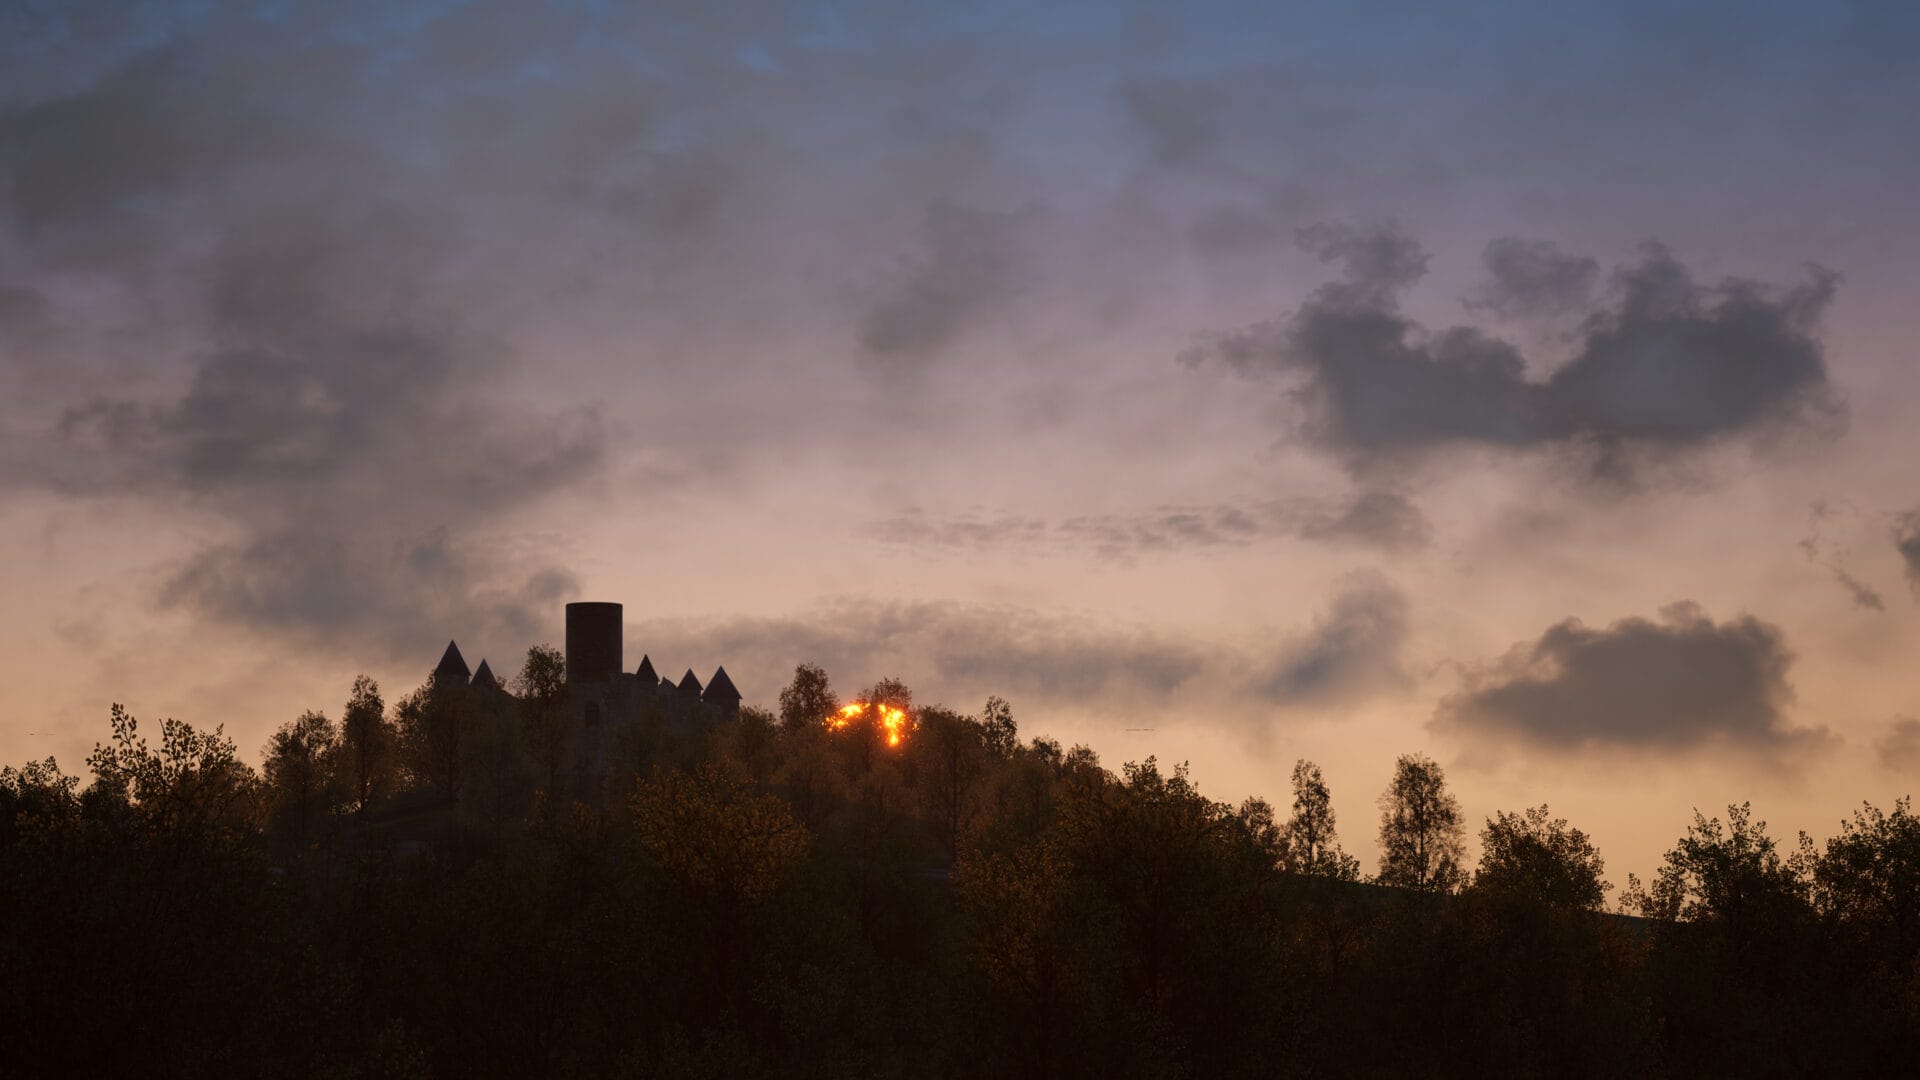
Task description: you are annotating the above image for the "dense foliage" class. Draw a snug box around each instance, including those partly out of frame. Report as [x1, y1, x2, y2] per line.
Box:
[3, 657, 1917, 1076]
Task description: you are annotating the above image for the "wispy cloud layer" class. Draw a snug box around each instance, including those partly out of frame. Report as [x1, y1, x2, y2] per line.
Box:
[875, 490, 1429, 560]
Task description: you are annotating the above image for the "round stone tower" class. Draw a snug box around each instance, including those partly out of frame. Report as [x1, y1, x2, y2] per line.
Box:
[564, 601, 623, 683]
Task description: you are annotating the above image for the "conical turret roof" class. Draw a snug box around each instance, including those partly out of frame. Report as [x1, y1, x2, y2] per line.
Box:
[434, 640, 471, 685]
[677, 669, 704, 697]
[635, 654, 657, 683]
[703, 665, 741, 705]
[471, 659, 498, 690]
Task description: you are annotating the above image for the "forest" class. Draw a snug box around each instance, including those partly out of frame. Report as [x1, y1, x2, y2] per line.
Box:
[3, 649, 1918, 1077]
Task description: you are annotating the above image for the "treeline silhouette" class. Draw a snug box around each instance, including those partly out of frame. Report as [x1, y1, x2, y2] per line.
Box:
[4, 652, 1917, 1077]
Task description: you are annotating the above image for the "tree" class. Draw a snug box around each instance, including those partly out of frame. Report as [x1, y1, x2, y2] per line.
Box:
[85, 704, 259, 842]
[0, 757, 80, 843]
[262, 709, 339, 842]
[777, 662, 837, 732]
[630, 763, 810, 1009]
[1237, 796, 1286, 866]
[1473, 805, 1610, 910]
[1807, 798, 1920, 956]
[981, 695, 1019, 759]
[917, 706, 986, 858]
[954, 839, 1076, 1074]
[1633, 803, 1808, 942]
[1376, 752, 1464, 892]
[396, 671, 470, 802]
[631, 763, 811, 906]
[1285, 759, 1360, 881]
[335, 675, 393, 819]
[514, 644, 573, 801]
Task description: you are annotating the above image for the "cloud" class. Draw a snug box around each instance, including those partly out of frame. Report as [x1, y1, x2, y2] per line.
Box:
[1292, 490, 1432, 551]
[629, 575, 1410, 727]
[874, 490, 1429, 560]
[35, 324, 605, 654]
[631, 598, 1212, 714]
[160, 529, 579, 654]
[873, 513, 1051, 550]
[860, 201, 1038, 363]
[1184, 225, 1844, 479]
[1119, 78, 1227, 168]
[0, 48, 235, 232]
[1876, 717, 1920, 773]
[1436, 601, 1831, 761]
[1253, 571, 1411, 707]
[1895, 510, 1920, 600]
[1798, 500, 1886, 612]
[1466, 237, 1600, 321]
[0, 21, 669, 657]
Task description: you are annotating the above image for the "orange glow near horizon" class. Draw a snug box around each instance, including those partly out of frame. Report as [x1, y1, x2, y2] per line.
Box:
[826, 701, 913, 748]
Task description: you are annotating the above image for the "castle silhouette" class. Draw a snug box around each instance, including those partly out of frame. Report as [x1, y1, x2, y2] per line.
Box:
[431, 601, 740, 758]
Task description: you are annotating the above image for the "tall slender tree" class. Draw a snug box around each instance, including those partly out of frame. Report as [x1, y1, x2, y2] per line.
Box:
[1376, 752, 1465, 892]
[335, 675, 391, 819]
[514, 644, 573, 802]
[1284, 759, 1360, 880]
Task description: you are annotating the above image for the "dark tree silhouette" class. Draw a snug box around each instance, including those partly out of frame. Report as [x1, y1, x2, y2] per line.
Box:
[1376, 752, 1464, 892]
[1633, 803, 1807, 932]
[85, 704, 259, 842]
[261, 709, 338, 842]
[335, 674, 391, 819]
[10, 669, 1920, 1077]
[513, 643, 573, 802]
[1285, 758, 1360, 880]
[1807, 797, 1920, 955]
[917, 705, 987, 858]
[980, 695, 1018, 758]
[396, 671, 470, 802]
[777, 662, 838, 731]
[1472, 804, 1610, 910]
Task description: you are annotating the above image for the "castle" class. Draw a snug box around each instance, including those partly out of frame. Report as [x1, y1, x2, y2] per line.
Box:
[432, 601, 741, 765]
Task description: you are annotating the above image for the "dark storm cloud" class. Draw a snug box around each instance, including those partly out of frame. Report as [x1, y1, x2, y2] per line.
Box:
[1466, 238, 1600, 321]
[1895, 511, 1920, 600]
[1436, 602, 1829, 759]
[874, 490, 1429, 559]
[1253, 572, 1410, 707]
[860, 201, 1039, 363]
[1184, 225, 1843, 477]
[1876, 717, 1920, 773]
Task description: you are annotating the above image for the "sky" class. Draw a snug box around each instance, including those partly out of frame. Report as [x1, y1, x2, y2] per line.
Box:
[3, 0, 1919, 884]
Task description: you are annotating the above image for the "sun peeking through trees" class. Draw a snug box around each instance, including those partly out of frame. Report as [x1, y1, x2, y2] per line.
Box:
[827, 700, 914, 748]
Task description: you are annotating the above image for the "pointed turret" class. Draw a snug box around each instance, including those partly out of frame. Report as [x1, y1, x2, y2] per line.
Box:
[703, 666, 741, 707]
[677, 669, 704, 697]
[471, 659, 498, 691]
[434, 640, 471, 686]
[635, 654, 658, 683]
